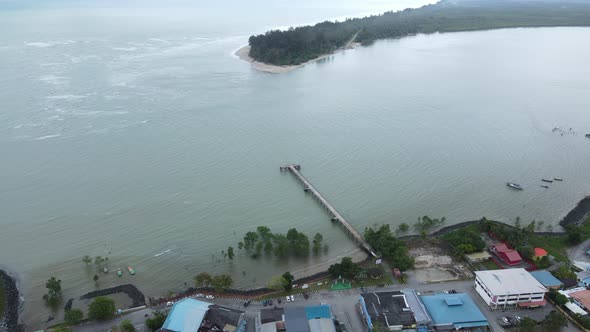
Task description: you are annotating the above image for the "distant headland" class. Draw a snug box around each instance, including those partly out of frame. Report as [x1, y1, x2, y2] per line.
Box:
[238, 0, 590, 73]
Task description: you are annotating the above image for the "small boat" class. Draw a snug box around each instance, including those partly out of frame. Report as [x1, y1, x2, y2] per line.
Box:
[541, 179, 553, 183]
[507, 182, 523, 190]
[117, 269, 123, 277]
[103, 267, 109, 274]
[127, 266, 136, 275]
[540, 185, 549, 189]
[554, 177, 563, 181]
[585, 134, 590, 138]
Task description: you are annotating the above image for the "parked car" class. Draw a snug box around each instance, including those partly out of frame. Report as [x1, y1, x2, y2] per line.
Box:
[303, 292, 309, 300]
[205, 295, 215, 300]
[268, 299, 273, 305]
[514, 315, 522, 323]
[500, 317, 510, 325]
[195, 293, 205, 298]
[263, 300, 268, 306]
[290, 295, 295, 302]
[286, 296, 291, 302]
[277, 298, 282, 304]
[243, 300, 251, 307]
[166, 301, 174, 306]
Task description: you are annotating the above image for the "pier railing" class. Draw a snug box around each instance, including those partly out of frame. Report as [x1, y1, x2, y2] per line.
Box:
[281, 164, 377, 258]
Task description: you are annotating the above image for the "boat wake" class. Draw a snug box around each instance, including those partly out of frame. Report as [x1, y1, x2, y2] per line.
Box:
[154, 249, 173, 257]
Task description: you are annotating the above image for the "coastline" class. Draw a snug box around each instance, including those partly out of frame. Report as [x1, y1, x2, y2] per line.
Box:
[235, 43, 359, 74]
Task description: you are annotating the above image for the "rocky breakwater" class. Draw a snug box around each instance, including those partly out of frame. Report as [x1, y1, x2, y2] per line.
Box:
[0, 270, 22, 332]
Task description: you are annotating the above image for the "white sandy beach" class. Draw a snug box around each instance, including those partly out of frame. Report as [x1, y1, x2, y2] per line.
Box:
[235, 43, 360, 74]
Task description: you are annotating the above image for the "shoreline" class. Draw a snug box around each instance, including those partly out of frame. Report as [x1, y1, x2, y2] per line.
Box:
[235, 43, 359, 74]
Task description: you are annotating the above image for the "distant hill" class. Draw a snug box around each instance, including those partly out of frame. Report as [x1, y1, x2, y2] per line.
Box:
[248, 0, 590, 66]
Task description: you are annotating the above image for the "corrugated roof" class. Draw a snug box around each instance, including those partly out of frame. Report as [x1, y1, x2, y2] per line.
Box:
[475, 269, 547, 295]
[534, 248, 548, 257]
[305, 305, 331, 320]
[530, 271, 563, 287]
[285, 307, 310, 332]
[308, 318, 336, 332]
[402, 289, 432, 325]
[420, 293, 488, 327]
[570, 290, 590, 310]
[565, 302, 588, 316]
[161, 298, 210, 332]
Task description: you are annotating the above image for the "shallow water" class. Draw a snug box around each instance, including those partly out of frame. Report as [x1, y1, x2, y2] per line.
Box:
[1, 1, 590, 328]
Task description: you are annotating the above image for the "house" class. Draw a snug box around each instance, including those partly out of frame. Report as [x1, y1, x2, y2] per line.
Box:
[565, 302, 588, 316]
[465, 251, 492, 263]
[420, 293, 489, 331]
[359, 291, 417, 331]
[258, 305, 336, 332]
[569, 290, 590, 311]
[533, 248, 548, 261]
[577, 271, 590, 288]
[474, 269, 547, 309]
[530, 271, 563, 290]
[491, 243, 522, 266]
[161, 298, 246, 332]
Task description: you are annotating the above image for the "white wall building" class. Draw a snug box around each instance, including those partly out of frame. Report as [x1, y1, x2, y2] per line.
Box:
[474, 269, 548, 309]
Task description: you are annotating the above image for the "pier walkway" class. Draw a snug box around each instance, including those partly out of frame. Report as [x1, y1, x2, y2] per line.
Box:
[280, 164, 377, 258]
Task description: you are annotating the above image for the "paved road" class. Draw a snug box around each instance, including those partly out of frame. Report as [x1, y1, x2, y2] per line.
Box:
[74, 308, 159, 332]
[569, 238, 590, 269]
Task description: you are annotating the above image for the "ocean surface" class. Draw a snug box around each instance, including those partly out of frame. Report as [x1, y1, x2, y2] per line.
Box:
[1, 0, 590, 327]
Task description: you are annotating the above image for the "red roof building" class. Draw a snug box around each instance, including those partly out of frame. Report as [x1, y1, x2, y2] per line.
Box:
[533, 248, 548, 260]
[491, 243, 522, 266]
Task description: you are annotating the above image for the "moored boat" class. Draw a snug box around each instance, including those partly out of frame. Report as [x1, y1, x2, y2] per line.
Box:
[507, 182, 523, 190]
[540, 185, 549, 189]
[554, 177, 563, 181]
[127, 266, 136, 275]
[117, 269, 122, 277]
[541, 179, 553, 183]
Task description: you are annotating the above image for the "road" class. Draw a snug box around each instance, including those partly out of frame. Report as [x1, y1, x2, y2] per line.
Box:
[569, 237, 590, 269]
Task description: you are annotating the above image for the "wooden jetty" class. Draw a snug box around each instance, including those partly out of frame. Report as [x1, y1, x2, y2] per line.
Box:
[280, 164, 377, 258]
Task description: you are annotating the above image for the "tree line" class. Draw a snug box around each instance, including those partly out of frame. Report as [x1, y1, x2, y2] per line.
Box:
[248, 0, 590, 65]
[238, 226, 325, 259]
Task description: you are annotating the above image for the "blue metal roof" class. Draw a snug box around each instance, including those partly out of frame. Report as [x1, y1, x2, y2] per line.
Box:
[161, 298, 211, 332]
[420, 293, 489, 327]
[305, 305, 332, 320]
[530, 271, 564, 287]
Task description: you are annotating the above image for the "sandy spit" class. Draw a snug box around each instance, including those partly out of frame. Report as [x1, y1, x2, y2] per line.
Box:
[235, 43, 360, 74]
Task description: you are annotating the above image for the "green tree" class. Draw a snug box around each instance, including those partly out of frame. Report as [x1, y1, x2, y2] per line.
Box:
[194, 272, 213, 287]
[312, 233, 323, 254]
[42, 276, 62, 307]
[211, 274, 233, 293]
[541, 310, 567, 330]
[82, 255, 92, 266]
[94, 256, 105, 269]
[243, 231, 259, 251]
[227, 246, 235, 260]
[413, 216, 446, 234]
[518, 317, 538, 332]
[287, 228, 310, 257]
[552, 266, 576, 280]
[365, 225, 414, 271]
[273, 234, 290, 257]
[282, 272, 294, 291]
[88, 296, 116, 320]
[396, 223, 409, 235]
[454, 243, 477, 258]
[547, 289, 568, 306]
[64, 309, 84, 324]
[50, 328, 73, 332]
[328, 257, 361, 279]
[257, 226, 272, 239]
[517, 246, 535, 260]
[237, 241, 244, 250]
[93, 274, 99, 284]
[267, 276, 288, 291]
[146, 311, 167, 331]
[120, 319, 136, 332]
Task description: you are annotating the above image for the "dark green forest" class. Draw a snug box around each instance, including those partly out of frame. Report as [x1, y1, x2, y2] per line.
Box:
[248, 0, 590, 66]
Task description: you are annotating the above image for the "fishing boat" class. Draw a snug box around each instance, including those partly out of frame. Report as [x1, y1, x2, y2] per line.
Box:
[540, 185, 549, 189]
[541, 179, 553, 183]
[506, 182, 523, 190]
[127, 266, 136, 275]
[554, 177, 563, 181]
[117, 269, 122, 277]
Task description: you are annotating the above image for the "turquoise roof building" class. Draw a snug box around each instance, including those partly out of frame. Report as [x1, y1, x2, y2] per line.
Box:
[420, 293, 489, 331]
[161, 298, 211, 332]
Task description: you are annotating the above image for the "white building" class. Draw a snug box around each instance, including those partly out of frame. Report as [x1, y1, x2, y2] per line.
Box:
[474, 269, 548, 309]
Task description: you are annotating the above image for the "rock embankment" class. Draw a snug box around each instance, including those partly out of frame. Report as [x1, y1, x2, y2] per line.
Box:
[560, 196, 590, 227]
[0, 270, 22, 332]
[80, 284, 145, 307]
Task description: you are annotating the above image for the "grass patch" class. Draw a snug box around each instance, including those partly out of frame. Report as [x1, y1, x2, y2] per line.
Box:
[528, 235, 569, 263]
[0, 277, 5, 319]
[480, 259, 501, 270]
